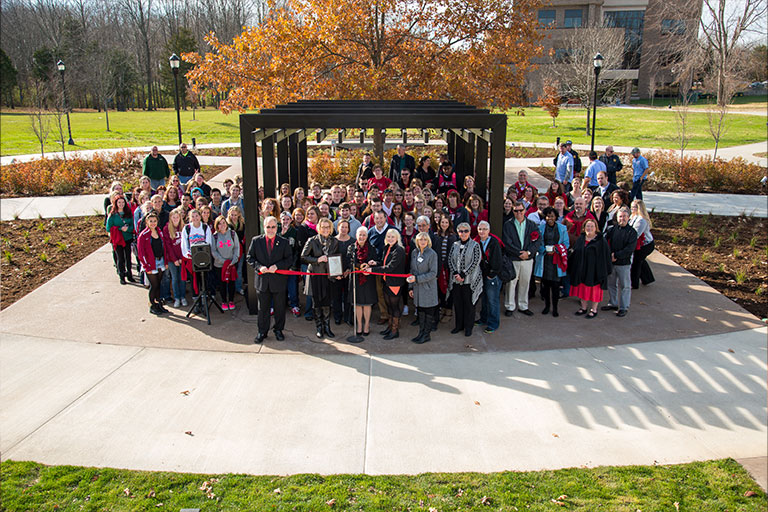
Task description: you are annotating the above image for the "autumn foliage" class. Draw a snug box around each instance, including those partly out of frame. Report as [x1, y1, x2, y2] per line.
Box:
[184, 0, 544, 112]
[536, 84, 561, 127]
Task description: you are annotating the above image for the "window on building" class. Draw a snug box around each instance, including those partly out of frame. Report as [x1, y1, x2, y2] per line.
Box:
[564, 9, 583, 28]
[554, 49, 573, 62]
[538, 9, 556, 27]
[604, 10, 646, 69]
[661, 19, 686, 35]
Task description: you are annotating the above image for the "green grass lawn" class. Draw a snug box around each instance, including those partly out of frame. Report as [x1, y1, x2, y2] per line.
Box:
[631, 93, 768, 108]
[504, 106, 767, 150]
[1, 105, 766, 156]
[1, 459, 765, 511]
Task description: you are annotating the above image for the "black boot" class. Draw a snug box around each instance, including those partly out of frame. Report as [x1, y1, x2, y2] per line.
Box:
[411, 311, 425, 342]
[384, 317, 400, 340]
[380, 318, 392, 336]
[314, 308, 324, 338]
[323, 307, 335, 338]
[552, 294, 559, 317]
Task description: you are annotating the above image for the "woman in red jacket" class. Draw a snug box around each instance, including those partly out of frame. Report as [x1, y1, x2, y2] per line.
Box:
[137, 211, 173, 315]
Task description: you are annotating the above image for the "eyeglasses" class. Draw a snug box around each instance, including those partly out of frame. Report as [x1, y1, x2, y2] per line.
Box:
[513, 209, 525, 213]
[458, 229, 470, 233]
[265, 225, 277, 229]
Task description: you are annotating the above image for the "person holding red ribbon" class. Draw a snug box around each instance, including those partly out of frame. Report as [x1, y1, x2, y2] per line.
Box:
[301, 217, 341, 339]
[211, 216, 241, 312]
[247, 216, 294, 343]
[364, 229, 407, 340]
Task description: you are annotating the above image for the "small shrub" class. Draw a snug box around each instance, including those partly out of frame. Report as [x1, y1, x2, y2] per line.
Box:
[681, 219, 689, 229]
[701, 252, 711, 263]
[733, 248, 740, 258]
[22, 230, 29, 240]
[749, 236, 757, 248]
[645, 151, 766, 194]
[757, 286, 765, 297]
[23, 269, 33, 278]
[43, 235, 51, 244]
[728, 231, 738, 242]
[697, 227, 705, 238]
[22, 245, 30, 253]
[718, 263, 726, 273]
[56, 242, 68, 252]
[671, 235, 680, 244]
[36, 221, 45, 231]
[735, 270, 746, 284]
[3, 251, 12, 264]
[714, 237, 722, 248]
[39, 252, 48, 263]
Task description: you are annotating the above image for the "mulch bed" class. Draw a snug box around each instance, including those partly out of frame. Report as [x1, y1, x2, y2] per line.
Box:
[653, 213, 767, 319]
[0, 216, 107, 309]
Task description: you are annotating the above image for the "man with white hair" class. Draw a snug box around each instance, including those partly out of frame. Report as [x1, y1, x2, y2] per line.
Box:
[476, 221, 503, 333]
[502, 201, 542, 317]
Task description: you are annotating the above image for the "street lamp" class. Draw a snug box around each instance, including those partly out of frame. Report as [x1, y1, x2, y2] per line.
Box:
[590, 53, 604, 152]
[56, 60, 75, 145]
[169, 53, 182, 145]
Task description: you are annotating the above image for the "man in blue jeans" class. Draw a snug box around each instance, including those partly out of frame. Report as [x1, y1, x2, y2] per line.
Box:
[476, 221, 502, 333]
[630, 147, 651, 200]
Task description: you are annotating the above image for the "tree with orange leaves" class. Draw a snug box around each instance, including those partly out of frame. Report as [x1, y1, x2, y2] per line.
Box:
[184, 0, 544, 115]
[536, 84, 561, 128]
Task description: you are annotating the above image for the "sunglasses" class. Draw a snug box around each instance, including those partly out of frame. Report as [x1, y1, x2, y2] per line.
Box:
[514, 209, 525, 213]
[458, 229, 470, 233]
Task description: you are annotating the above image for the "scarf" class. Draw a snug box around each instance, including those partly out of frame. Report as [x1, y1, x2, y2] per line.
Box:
[355, 242, 369, 285]
[304, 220, 317, 232]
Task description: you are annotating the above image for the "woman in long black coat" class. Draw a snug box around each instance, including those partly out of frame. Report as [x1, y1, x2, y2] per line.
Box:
[348, 226, 379, 337]
[365, 229, 407, 340]
[567, 217, 612, 318]
[301, 217, 340, 338]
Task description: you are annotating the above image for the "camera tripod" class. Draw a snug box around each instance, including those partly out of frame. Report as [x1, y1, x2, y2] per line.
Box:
[186, 270, 223, 325]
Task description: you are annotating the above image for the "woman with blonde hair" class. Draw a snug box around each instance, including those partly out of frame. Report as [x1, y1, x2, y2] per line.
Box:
[407, 231, 439, 343]
[226, 206, 246, 295]
[629, 199, 655, 289]
[301, 217, 340, 338]
[163, 206, 187, 307]
[363, 228, 407, 340]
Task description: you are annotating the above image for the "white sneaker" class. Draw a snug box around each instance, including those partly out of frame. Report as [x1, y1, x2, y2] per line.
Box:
[181, 298, 188, 307]
[173, 299, 181, 308]
[402, 305, 409, 315]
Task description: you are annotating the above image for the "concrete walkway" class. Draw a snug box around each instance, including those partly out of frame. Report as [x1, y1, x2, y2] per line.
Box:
[0, 239, 765, 477]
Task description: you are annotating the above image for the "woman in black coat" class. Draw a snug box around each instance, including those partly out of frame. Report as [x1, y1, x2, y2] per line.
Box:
[301, 217, 340, 338]
[348, 226, 379, 337]
[567, 218, 612, 318]
[364, 228, 407, 340]
[434, 212, 458, 324]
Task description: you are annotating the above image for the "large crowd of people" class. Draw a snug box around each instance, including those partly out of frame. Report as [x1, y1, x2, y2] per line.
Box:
[107, 142, 656, 343]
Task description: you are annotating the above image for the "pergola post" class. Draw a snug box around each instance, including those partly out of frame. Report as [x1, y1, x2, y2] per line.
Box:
[274, 138, 288, 198]
[298, 137, 308, 191]
[288, 132, 300, 192]
[464, 132, 476, 179]
[261, 135, 276, 203]
[475, 137, 489, 201]
[488, 118, 507, 236]
[240, 117, 261, 315]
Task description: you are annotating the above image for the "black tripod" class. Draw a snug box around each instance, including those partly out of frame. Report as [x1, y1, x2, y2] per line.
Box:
[186, 270, 223, 325]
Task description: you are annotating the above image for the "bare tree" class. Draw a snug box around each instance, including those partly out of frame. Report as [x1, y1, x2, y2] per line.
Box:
[29, 110, 51, 157]
[700, 0, 767, 107]
[122, 0, 155, 110]
[542, 24, 626, 136]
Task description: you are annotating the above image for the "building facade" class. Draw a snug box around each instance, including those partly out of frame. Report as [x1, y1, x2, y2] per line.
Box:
[529, 0, 703, 101]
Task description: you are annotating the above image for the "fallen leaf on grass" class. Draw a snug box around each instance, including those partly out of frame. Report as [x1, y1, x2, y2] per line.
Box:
[185, 431, 194, 436]
[550, 498, 566, 506]
[147, 490, 156, 498]
[155, 503, 163, 507]
[673, 502, 679, 511]
[123, 488, 130, 496]
[557, 495, 568, 500]
[180, 390, 190, 396]
[455, 488, 464, 497]
[429, 508, 439, 512]
[273, 488, 282, 494]
[744, 490, 757, 497]
[480, 496, 492, 506]
[326, 498, 336, 506]
[427, 494, 436, 498]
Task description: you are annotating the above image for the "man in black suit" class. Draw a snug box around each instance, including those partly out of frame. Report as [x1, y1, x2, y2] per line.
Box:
[389, 144, 415, 182]
[246, 216, 294, 343]
[595, 171, 619, 207]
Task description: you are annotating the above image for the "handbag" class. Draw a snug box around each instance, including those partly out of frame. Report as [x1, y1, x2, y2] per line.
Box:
[499, 254, 517, 282]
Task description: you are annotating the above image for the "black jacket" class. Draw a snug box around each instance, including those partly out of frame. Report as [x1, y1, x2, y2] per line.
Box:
[371, 244, 407, 288]
[444, 206, 470, 230]
[247, 234, 293, 292]
[173, 152, 200, 177]
[599, 154, 623, 183]
[414, 166, 436, 188]
[605, 224, 638, 266]
[301, 234, 340, 275]
[389, 153, 416, 182]
[567, 232, 612, 287]
[596, 183, 620, 207]
[502, 217, 542, 261]
[478, 236, 502, 279]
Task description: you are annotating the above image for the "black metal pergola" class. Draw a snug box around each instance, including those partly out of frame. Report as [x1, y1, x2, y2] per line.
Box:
[239, 100, 507, 313]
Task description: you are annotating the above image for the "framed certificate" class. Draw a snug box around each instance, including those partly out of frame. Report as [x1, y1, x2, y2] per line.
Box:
[328, 255, 343, 277]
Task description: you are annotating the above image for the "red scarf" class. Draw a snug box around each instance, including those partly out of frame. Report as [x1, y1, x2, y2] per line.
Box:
[553, 243, 568, 272]
[355, 242, 369, 285]
[221, 261, 238, 282]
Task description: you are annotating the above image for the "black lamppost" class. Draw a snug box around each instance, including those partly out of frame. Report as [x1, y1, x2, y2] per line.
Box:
[56, 60, 75, 145]
[590, 53, 604, 153]
[169, 53, 182, 145]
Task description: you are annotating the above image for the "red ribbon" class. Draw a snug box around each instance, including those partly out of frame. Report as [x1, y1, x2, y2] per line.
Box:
[257, 269, 411, 278]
